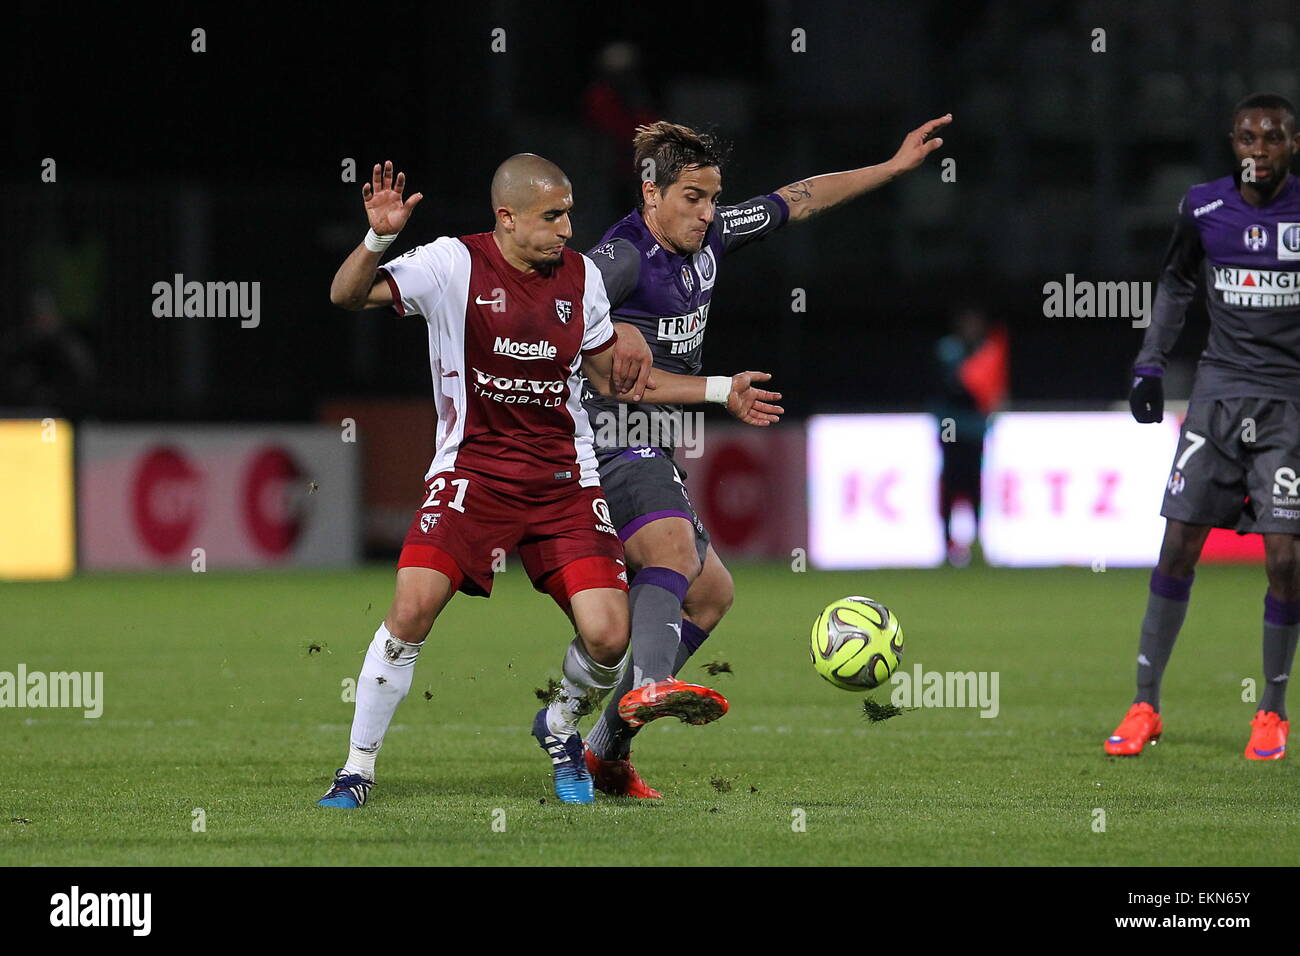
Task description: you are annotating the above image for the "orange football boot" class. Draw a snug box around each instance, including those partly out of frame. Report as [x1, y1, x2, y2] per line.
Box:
[1244, 710, 1289, 760]
[617, 677, 729, 728]
[1104, 702, 1163, 756]
[584, 745, 662, 799]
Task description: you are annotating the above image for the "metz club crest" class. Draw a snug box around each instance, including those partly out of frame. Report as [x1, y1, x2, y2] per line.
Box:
[555, 299, 572, 324]
[420, 512, 440, 533]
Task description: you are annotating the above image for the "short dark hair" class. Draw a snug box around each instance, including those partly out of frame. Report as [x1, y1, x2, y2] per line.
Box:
[1233, 92, 1297, 127]
[632, 121, 730, 208]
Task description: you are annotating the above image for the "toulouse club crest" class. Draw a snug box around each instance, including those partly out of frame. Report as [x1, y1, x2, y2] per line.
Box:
[1243, 224, 1268, 252]
[555, 299, 572, 324]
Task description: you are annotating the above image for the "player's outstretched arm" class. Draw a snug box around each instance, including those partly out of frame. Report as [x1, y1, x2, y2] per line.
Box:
[775, 113, 951, 223]
[329, 160, 425, 311]
[583, 348, 783, 425]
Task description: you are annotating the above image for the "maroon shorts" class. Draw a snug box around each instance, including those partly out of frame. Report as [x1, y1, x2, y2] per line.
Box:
[397, 468, 628, 608]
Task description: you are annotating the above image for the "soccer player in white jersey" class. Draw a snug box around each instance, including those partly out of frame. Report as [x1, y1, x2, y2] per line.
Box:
[318, 155, 783, 805]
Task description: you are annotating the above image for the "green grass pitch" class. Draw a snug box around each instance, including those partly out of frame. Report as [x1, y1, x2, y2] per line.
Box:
[1, 562, 1293, 866]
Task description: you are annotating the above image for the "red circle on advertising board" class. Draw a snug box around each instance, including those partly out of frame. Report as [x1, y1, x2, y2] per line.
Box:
[132, 446, 202, 557]
[702, 442, 764, 546]
[242, 447, 304, 556]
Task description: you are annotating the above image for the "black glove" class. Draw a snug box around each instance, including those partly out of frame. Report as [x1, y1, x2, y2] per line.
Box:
[1128, 368, 1164, 423]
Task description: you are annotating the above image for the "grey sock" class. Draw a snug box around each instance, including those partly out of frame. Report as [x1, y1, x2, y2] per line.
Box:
[1261, 594, 1300, 720]
[626, 567, 690, 683]
[585, 567, 689, 760]
[1134, 570, 1193, 711]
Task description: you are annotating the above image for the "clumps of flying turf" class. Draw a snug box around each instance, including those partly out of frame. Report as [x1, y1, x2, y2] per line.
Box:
[700, 660, 733, 676]
[573, 688, 602, 717]
[534, 678, 564, 705]
[709, 776, 733, 793]
[303, 641, 330, 656]
[423, 688, 433, 701]
[633, 691, 724, 726]
[862, 699, 909, 723]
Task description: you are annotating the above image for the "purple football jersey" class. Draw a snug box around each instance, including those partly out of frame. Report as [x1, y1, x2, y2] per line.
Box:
[582, 195, 789, 452]
[1137, 174, 1300, 399]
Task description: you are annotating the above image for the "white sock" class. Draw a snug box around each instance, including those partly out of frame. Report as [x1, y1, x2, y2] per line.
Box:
[546, 635, 626, 738]
[344, 623, 422, 779]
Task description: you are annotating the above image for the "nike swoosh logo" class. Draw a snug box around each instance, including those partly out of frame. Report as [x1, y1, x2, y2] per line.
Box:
[442, 371, 459, 377]
[475, 295, 503, 306]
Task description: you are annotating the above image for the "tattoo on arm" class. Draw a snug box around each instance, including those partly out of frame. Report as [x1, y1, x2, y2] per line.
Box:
[779, 180, 813, 204]
[777, 179, 826, 220]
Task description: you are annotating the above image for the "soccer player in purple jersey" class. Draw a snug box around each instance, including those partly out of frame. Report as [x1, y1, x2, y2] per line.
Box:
[1106, 93, 1300, 760]
[539, 115, 951, 796]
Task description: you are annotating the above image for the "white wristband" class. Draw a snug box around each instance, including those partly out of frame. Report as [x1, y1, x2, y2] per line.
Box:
[364, 228, 397, 253]
[705, 376, 731, 404]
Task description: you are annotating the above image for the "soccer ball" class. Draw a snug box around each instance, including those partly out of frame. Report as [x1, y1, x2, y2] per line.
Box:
[809, 596, 904, 691]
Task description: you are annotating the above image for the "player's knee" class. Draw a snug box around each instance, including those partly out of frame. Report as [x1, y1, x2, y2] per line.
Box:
[1265, 543, 1300, 594]
[580, 620, 628, 664]
[386, 595, 438, 643]
[703, 572, 736, 621]
[636, 546, 700, 582]
[1158, 524, 1205, 577]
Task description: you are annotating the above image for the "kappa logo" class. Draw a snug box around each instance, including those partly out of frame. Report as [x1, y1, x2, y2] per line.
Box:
[420, 512, 441, 533]
[1274, 466, 1300, 498]
[594, 242, 616, 260]
[1244, 224, 1269, 252]
[555, 299, 572, 324]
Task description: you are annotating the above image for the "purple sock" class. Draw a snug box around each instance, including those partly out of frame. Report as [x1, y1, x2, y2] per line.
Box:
[673, 619, 712, 677]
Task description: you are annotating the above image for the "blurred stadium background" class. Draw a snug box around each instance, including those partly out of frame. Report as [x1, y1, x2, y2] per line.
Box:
[4, 0, 1294, 578]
